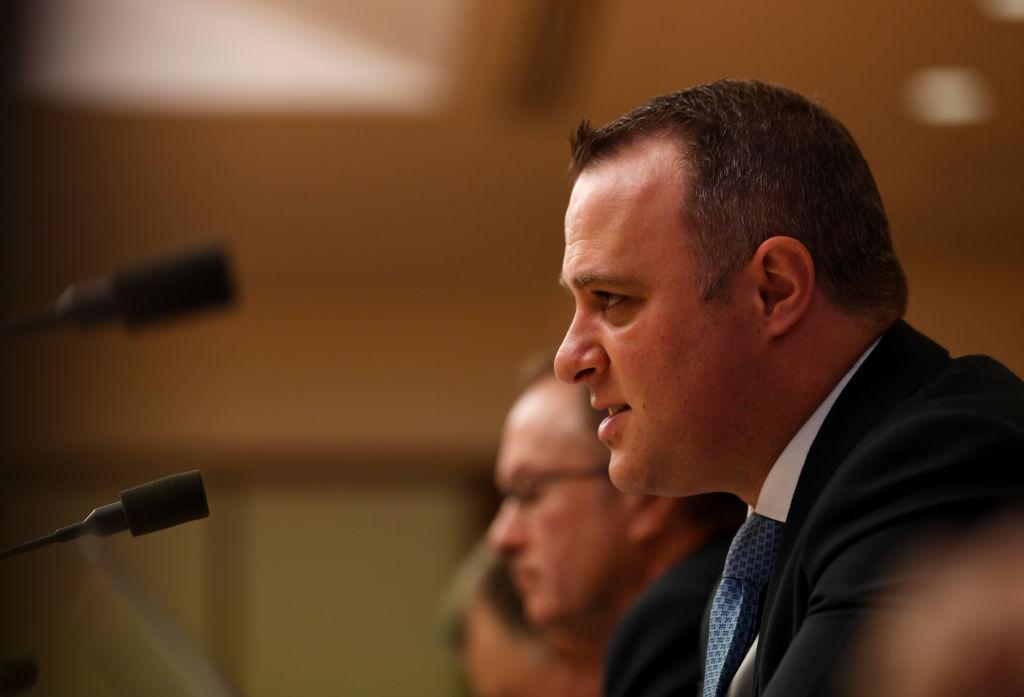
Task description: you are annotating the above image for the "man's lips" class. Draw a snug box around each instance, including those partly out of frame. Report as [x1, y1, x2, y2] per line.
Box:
[511, 565, 537, 593]
[598, 404, 631, 442]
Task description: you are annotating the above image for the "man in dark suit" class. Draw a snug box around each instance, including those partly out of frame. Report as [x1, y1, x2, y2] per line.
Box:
[487, 364, 743, 697]
[603, 507, 736, 697]
[552, 79, 1024, 697]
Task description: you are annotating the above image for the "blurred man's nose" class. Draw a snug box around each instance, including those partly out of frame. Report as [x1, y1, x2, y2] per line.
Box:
[486, 501, 526, 557]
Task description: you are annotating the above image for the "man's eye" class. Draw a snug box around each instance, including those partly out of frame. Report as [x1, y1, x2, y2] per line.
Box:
[519, 490, 540, 505]
[595, 291, 625, 308]
[509, 486, 539, 505]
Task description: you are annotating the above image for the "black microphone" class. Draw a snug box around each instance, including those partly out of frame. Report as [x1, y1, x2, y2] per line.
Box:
[6, 244, 234, 333]
[0, 471, 209, 560]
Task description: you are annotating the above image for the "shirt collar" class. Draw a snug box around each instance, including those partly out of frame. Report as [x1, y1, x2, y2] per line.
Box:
[752, 338, 880, 522]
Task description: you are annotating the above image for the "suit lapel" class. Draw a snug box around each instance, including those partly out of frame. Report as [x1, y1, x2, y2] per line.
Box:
[753, 321, 950, 692]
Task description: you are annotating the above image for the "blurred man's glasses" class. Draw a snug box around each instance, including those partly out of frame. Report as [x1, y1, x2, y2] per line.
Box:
[502, 464, 608, 507]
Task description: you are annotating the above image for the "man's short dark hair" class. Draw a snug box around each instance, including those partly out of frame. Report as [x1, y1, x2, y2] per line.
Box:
[569, 79, 908, 326]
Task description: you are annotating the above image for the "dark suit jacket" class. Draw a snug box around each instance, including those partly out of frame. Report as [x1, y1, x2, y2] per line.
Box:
[605, 532, 733, 697]
[750, 321, 1024, 697]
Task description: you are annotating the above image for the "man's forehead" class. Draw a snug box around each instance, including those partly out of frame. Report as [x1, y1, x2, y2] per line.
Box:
[570, 134, 684, 199]
[561, 139, 689, 292]
[559, 233, 650, 296]
[565, 140, 683, 236]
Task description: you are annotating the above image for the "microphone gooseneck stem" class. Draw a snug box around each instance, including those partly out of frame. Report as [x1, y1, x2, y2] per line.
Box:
[0, 533, 59, 561]
[0, 503, 129, 561]
[0, 309, 61, 336]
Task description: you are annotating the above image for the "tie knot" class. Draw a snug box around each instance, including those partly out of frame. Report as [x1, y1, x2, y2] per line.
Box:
[721, 513, 785, 585]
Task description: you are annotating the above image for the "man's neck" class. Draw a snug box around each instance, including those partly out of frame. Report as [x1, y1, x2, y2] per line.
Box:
[549, 631, 606, 676]
[741, 307, 885, 507]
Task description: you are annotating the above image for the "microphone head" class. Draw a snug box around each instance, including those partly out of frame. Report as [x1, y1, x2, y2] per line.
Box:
[113, 244, 234, 327]
[6, 243, 235, 334]
[120, 470, 210, 537]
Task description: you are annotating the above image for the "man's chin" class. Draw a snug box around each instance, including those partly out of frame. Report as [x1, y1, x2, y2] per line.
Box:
[524, 600, 560, 631]
[609, 451, 688, 497]
[608, 453, 654, 494]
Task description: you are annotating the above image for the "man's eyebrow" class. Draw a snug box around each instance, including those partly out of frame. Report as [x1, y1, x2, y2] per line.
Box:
[561, 272, 638, 290]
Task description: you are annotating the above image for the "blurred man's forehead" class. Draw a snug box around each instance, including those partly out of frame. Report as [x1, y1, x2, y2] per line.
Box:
[493, 377, 605, 485]
[511, 375, 578, 414]
[495, 434, 597, 482]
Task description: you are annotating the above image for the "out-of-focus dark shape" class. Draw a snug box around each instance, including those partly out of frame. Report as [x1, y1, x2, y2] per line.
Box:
[5, 244, 234, 333]
[1, 1, 29, 106]
[515, 0, 604, 111]
[841, 514, 1024, 697]
[0, 657, 38, 696]
[0, 470, 209, 560]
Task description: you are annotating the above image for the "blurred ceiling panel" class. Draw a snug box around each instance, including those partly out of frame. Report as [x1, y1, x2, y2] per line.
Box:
[18, 0, 468, 114]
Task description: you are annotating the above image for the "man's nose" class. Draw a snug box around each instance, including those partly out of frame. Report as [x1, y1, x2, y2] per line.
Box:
[554, 311, 608, 385]
[486, 501, 525, 557]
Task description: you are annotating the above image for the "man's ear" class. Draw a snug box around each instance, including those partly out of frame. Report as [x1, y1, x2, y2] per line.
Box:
[742, 236, 815, 339]
[625, 495, 680, 543]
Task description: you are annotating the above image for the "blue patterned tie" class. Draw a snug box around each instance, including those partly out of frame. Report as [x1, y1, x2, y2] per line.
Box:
[703, 513, 785, 697]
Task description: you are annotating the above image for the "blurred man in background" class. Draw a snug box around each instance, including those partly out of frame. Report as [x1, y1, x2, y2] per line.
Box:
[444, 543, 586, 697]
[553, 79, 1024, 697]
[841, 515, 1024, 697]
[487, 361, 744, 697]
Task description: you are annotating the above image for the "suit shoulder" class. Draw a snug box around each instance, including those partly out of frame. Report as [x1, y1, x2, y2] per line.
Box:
[915, 353, 1024, 412]
[799, 355, 1024, 576]
[866, 352, 1024, 452]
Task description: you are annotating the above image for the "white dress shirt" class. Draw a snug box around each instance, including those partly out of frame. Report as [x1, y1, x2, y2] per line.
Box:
[725, 339, 879, 697]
